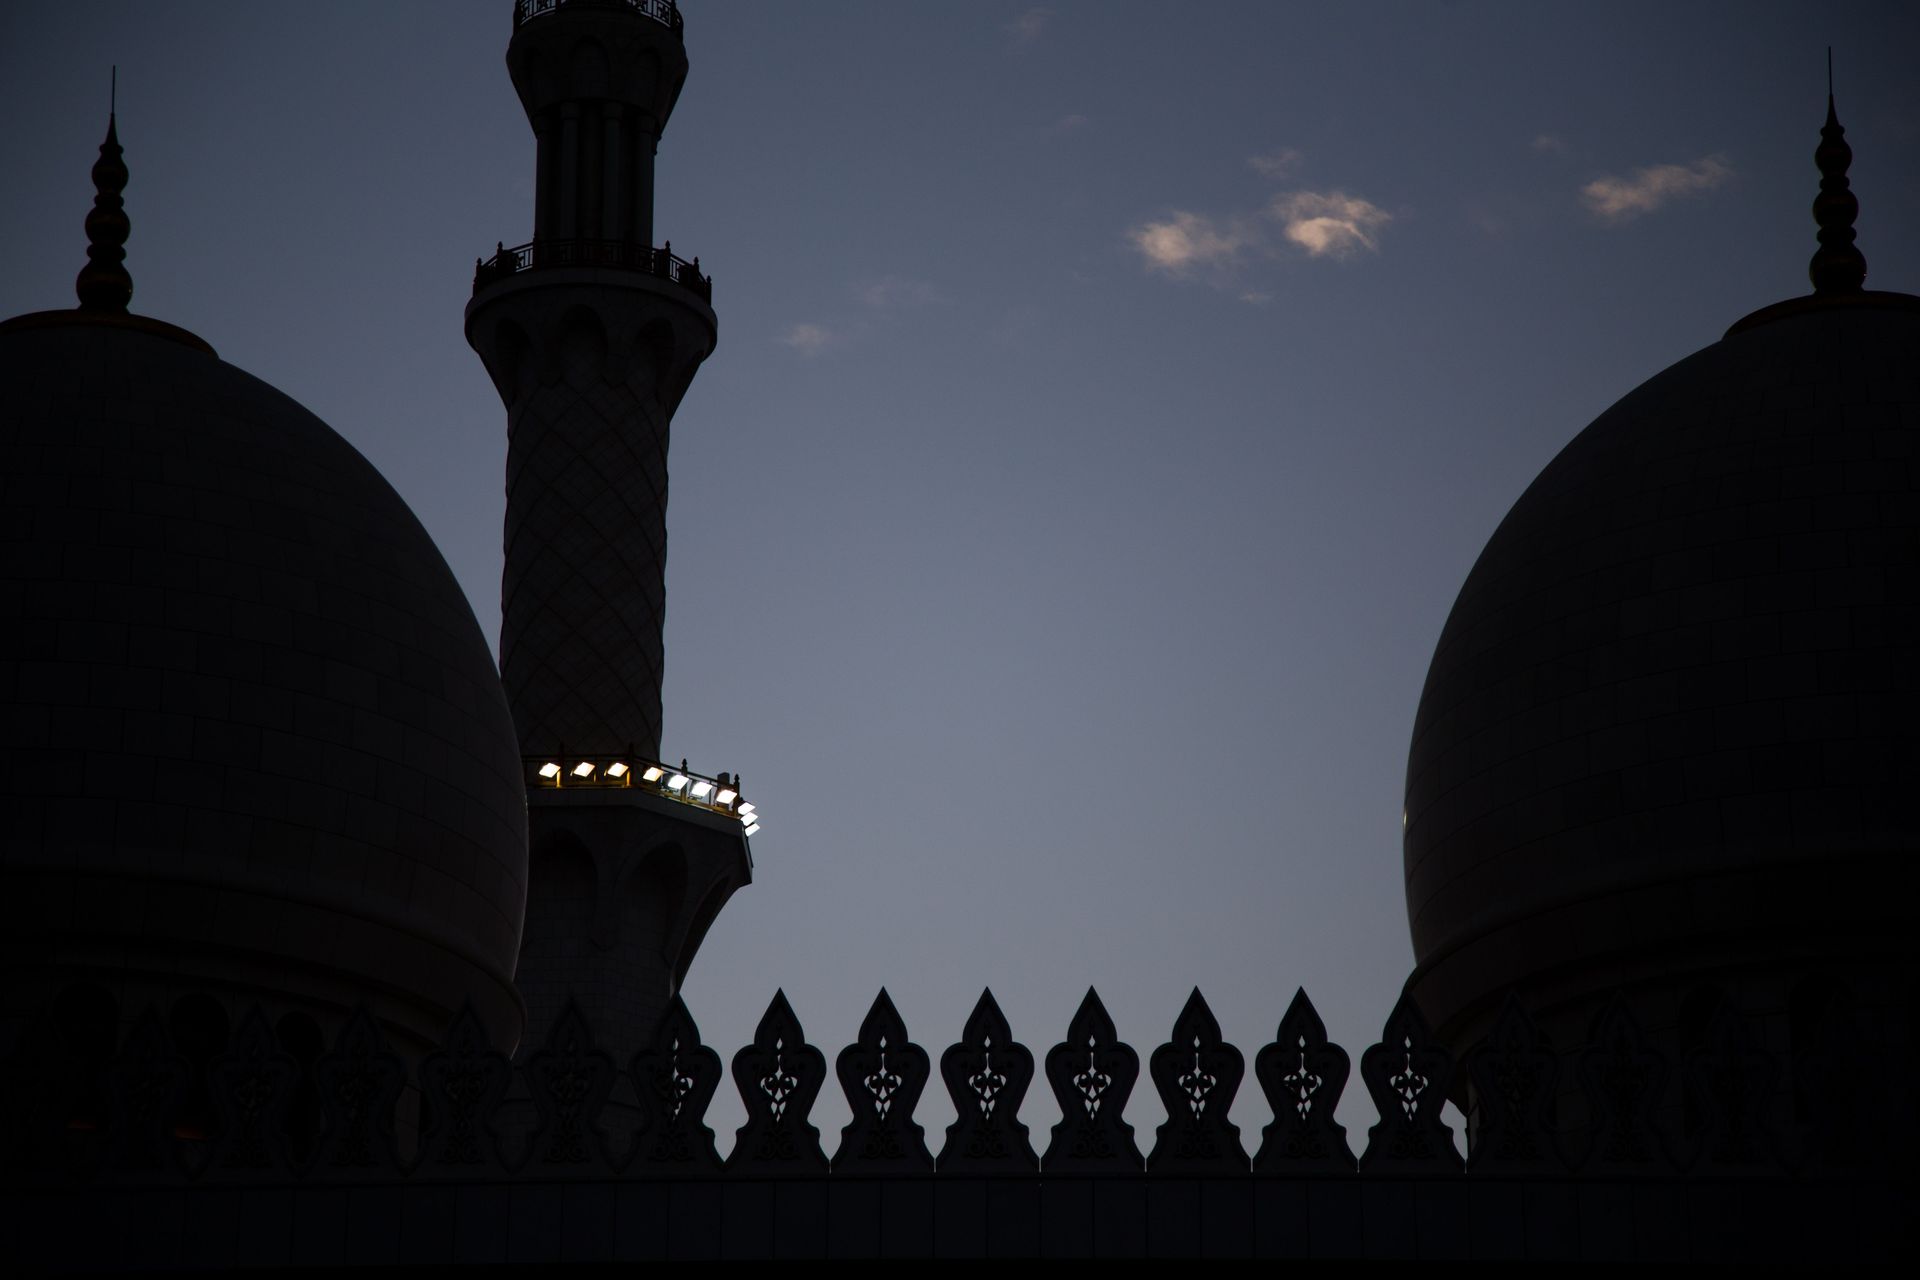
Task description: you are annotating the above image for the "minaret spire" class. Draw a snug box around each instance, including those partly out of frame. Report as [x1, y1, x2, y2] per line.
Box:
[75, 70, 133, 313]
[1808, 55, 1867, 296]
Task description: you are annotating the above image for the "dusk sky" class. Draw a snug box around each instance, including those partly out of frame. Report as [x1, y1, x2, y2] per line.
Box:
[5, 1, 1917, 1151]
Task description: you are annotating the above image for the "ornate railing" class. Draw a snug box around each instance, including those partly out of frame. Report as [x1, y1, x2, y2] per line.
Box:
[524, 753, 760, 836]
[474, 238, 711, 301]
[514, 0, 683, 34]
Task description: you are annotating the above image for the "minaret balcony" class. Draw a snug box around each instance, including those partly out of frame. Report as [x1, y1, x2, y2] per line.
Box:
[513, 0, 683, 33]
[473, 237, 711, 302]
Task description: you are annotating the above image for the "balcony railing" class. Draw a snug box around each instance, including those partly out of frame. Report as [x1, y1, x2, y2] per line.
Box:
[514, 0, 683, 33]
[473, 238, 712, 302]
[524, 753, 759, 839]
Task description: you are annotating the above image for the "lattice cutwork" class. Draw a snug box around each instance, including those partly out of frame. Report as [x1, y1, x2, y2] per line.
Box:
[834, 989, 932, 1173]
[938, 988, 1037, 1172]
[728, 990, 826, 1173]
[631, 996, 722, 1171]
[1254, 988, 1354, 1172]
[1042, 988, 1142, 1173]
[1358, 994, 1461, 1173]
[1147, 988, 1247, 1174]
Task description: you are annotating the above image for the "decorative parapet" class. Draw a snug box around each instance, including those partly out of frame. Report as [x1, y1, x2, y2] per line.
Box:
[514, 0, 683, 33]
[8, 979, 1887, 1189]
[473, 238, 712, 302]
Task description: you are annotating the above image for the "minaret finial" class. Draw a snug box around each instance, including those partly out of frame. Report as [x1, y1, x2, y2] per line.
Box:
[75, 69, 133, 313]
[1808, 53, 1867, 296]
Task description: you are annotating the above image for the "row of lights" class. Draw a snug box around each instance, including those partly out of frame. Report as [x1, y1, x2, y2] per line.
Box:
[530, 757, 760, 837]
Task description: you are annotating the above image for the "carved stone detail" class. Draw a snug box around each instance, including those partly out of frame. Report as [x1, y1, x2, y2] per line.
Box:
[1574, 994, 1672, 1175]
[937, 988, 1037, 1173]
[630, 996, 722, 1173]
[98, 1010, 189, 1182]
[522, 1000, 619, 1175]
[1147, 987, 1246, 1174]
[834, 989, 932, 1174]
[416, 1004, 513, 1178]
[1358, 994, 1461, 1174]
[1684, 997, 1779, 1175]
[1253, 987, 1354, 1173]
[203, 1007, 298, 1179]
[311, 1008, 404, 1178]
[1042, 988, 1141, 1174]
[728, 990, 827, 1174]
[1466, 993, 1563, 1174]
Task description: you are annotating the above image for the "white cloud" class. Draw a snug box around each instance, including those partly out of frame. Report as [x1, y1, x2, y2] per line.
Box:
[1582, 155, 1732, 222]
[1128, 211, 1254, 275]
[776, 323, 834, 355]
[1006, 7, 1054, 49]
[1239, 290, 1273, 306]
[855, 276, 943, 310]
[1270, 190, 1392, 258]
[1531, 133, 1568, 154]
[1247, 148, 1302, 180]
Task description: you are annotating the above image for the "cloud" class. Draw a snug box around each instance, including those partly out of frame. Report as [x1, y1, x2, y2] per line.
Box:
[1246, 148, 1303, 180]
[855, 276, 944, 310]
[1128, 212, 1255, 275]
[1581, 155, 1732, 222]
[1270, 190, 1392, 258]
[1239, 290, 1273, 306]
[1006, 7, 1054, 49]
[1531, 134, 1568, 154]
[776, 323, 835, 355]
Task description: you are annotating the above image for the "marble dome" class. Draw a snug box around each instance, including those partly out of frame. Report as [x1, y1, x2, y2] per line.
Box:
[1401, 293, 1919, 1052]
[0, 312, 529, 1054]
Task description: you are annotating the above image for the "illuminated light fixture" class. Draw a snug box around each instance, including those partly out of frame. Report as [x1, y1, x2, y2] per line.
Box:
[537, 762, 561, 779]
[737, 802, 756, 818]
[571, 761, 595, 778]
[715, 788, 737, 806]
[690, 779, 714, 800]
[667, 773, 690, 792]
[641, 766, 664, 782]
[743, 822, 760, 837]
[606, 762, 629, 779]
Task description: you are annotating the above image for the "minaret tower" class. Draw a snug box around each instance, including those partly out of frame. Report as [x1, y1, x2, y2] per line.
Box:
[466, 0, 751, 1061]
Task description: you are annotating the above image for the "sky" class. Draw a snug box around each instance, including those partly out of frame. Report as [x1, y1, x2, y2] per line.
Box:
[4, 0, 1918, 1155]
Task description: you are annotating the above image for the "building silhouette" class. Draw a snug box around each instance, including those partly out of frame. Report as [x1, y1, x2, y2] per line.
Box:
[0, 2, 1911, 1264]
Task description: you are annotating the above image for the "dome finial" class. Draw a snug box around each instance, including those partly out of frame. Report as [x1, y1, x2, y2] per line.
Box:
[75, 68, 133, 314]
[1808, 50, 1867, 296]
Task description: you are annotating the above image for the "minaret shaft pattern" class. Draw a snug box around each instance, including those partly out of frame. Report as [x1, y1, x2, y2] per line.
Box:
[467, 0, 713, 760]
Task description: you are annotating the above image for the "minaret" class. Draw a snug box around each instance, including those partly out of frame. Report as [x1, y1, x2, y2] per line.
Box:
[466, 0, 751, 1061]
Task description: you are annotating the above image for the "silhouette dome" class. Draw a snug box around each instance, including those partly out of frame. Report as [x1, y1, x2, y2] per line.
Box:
[1401, 297, 1919, 1046]
[0, 319, 528, 1051]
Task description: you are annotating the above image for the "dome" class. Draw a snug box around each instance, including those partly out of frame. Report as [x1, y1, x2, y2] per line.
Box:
[0, 315, 529, 1054]
[1402, 295, 1919, 1050]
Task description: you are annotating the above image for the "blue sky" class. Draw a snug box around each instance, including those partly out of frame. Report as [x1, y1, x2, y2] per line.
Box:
[4, 0, 1917, 1152]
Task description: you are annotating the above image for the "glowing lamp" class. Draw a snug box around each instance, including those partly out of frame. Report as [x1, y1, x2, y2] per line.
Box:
[667, 773, 690, 791]
[606, 762, 630, 778]
[743, 822, 761, 837]
[641, 766, 664, 782]
[571, 761, 595, 778]
[737, 802, 756, 818]
[690, 780, 714, 799]
[537, 762, 561, 779]
[715, 788, 737, 806]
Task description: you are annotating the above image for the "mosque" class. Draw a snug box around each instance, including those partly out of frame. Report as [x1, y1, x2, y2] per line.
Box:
[0, 0, 1911, 1264]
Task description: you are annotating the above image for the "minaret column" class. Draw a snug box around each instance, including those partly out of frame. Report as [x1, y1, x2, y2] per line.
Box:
[465, 0, 748, 1063]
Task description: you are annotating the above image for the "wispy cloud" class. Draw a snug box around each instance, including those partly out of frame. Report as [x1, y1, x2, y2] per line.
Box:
[776, 322, 835, 356]
[1582, 155, 1732, 222]
[1006, 7, 1054, 49]
[1531, 133, 1568, 154]
[1270, 190, 1392, 258]
[1239, 290, 1273, 306]
[1129, 212, 1256, 275]
[1246, 148, 1303, 180]
[855, 276, 944, 310]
